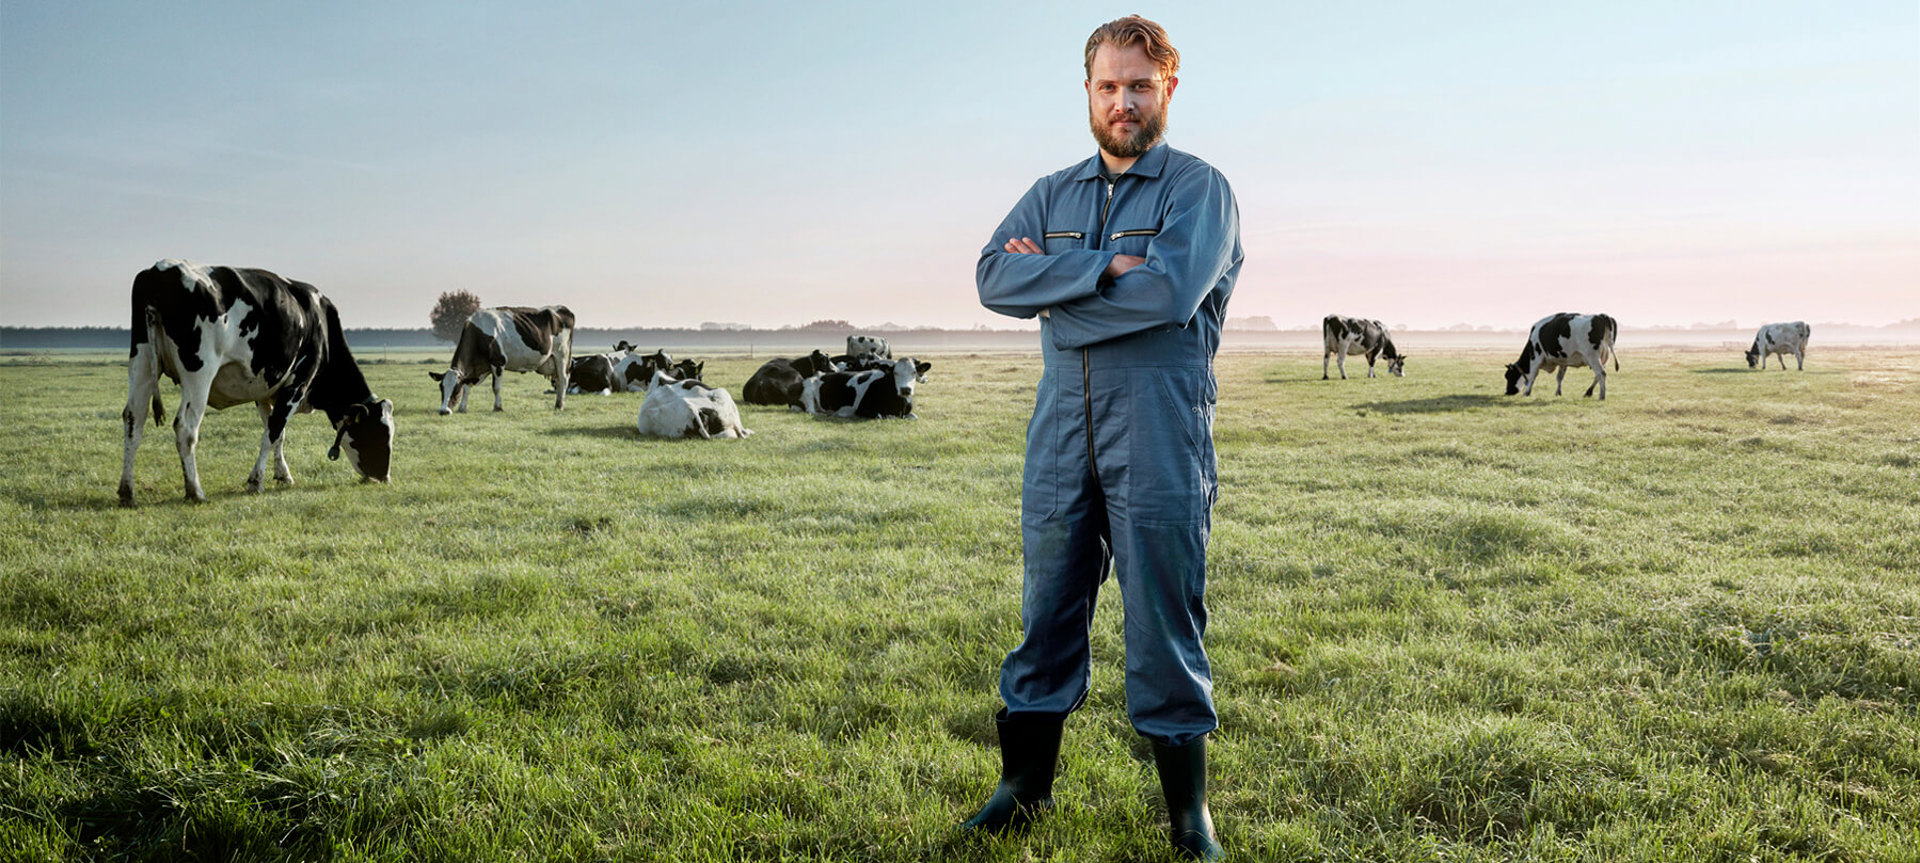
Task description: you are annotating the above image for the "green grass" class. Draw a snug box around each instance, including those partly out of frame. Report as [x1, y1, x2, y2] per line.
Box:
[2, 348, 1916, 861]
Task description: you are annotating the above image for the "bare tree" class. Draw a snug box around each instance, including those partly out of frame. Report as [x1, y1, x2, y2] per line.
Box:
[429, 290, 483, 342]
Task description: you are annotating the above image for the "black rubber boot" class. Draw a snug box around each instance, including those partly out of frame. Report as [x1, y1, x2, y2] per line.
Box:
[1153, 737, 1223, 861]
[957, 709, 1065, 834]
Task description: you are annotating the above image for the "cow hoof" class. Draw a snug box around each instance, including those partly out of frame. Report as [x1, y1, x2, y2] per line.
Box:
[438, 408, 452, 416]
[118, 484, 136, 508]
[246, 480, 264, 493]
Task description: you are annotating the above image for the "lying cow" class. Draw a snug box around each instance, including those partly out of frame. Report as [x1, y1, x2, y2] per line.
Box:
[800, 357, 931, 419]
[637, 371, 751, 439]
[1505, 312, 1619, 400]
[1322, 315, 1406, 379]
[120, 260, 393, 506]
[742, 349, 840, 406]
[428, 305, 574, 414]
[567, 352, 623, 395]
[611, 349, 672, 392]
[1746, 322, 1810, 370]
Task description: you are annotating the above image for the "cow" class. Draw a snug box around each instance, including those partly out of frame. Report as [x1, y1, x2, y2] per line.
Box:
[427, 305, 574, 414]
[637, 371, 751, 439]
[800, 357, 932, 419]
[670, 358, 705, 382]
[119, 260, 394, 507]
[1322, 315, 1405, 379]
[844, 334, 891, 362]
[1746, 322, 1810, 370]
[612, 349, 672, 392]
[566, 352, 622, 395]
[742, 350, 840, 407]
[1505, 313, 1619, 400]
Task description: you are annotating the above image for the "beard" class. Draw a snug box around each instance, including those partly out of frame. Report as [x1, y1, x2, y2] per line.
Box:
[1089, 106, 1167, 159]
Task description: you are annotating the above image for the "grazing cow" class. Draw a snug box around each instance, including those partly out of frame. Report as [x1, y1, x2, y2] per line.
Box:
[1322, 315, 1406, 379]
[637, 371, 751, 439]
[800, 357, 932, 419]
[428, 305, 575, 414]
[1505, 313, 1619, 400]
[742, 350, 840, 406]
[119, 260, 394, 506]
[1746, 322, 1810, 370]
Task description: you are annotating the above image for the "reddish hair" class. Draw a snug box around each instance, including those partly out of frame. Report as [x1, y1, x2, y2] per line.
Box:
[1084, 15, 1180, 80]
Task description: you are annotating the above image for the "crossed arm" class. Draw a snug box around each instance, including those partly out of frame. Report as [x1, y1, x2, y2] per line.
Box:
[999, 237, 1141, 318]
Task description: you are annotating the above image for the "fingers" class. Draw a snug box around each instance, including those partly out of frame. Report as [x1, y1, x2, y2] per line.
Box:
[1002, 237, 1044, 255]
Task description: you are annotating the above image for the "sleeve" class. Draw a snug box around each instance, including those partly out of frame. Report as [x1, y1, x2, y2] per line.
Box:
[1042, 165, 1241, 350]
[976, 177, 1115, 319]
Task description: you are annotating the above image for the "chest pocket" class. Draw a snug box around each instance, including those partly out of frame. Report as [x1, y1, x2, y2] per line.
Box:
[1042, 230, 1085, 253]
[1106, 227, 1159, 256]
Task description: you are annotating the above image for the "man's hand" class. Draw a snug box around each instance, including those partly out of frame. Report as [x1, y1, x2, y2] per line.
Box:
[1105, 254, 1145, 278]
[1003, 237, 1044, 255]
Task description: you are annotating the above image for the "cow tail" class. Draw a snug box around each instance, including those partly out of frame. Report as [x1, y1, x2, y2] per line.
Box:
[139, 307, 166, 425]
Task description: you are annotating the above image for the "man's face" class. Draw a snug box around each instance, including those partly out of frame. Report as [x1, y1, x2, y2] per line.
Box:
[1086, 42, 1177, 160]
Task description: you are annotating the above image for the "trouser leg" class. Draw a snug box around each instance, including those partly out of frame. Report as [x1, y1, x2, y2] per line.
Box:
[999, 484, 1110, 717]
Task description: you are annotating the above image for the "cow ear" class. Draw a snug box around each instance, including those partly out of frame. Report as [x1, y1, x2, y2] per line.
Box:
[428, 371, 444, 382]
[377, 399, 393, 419]
[917, 361, 932, 374]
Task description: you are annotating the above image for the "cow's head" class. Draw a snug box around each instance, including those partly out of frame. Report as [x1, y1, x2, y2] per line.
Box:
[888, 357, 924, 399]
[1503, 363, 1527, 395]
[427, 368, 480, 415]
[612, 339, 640, 353]
[329, 398, 394, 482]
[1744, 344, 1762, 369]
[1385, 354, 1406, 377]
[671, 359, 704, 382]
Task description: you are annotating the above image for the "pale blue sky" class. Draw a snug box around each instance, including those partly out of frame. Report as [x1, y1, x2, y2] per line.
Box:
[3, 1, 1915, 330]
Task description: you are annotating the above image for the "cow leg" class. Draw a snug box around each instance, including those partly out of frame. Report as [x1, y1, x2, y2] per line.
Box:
[455, 381, 470, 413]
[1336, 350, 1349, 380]
[552, 368, 568, 410]
[120, 343, 162, 507]
[1795, 350, 1804, 370]
[248, 399, 297, 492]
[1365, 349, 1378, 378]
[172, 381, 212, 504]
[1322, 352, 1330, 380]
[1553, 366, 1567, 396]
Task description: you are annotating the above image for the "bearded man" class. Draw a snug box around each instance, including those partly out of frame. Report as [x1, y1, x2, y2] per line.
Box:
[964, 14, 1243, 861]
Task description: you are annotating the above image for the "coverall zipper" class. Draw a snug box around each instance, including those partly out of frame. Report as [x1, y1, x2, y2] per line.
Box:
[1085, 179, 1116, 480]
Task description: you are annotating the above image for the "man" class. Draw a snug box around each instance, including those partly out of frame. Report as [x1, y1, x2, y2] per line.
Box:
[964, 14, 1242, 861]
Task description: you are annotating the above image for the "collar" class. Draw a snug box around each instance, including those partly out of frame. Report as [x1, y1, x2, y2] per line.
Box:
[1071, 140, 1172, 182]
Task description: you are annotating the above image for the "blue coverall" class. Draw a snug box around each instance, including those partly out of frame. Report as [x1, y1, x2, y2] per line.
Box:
[976, 142, 1243, 747]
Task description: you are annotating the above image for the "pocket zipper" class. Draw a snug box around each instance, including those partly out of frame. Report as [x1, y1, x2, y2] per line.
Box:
[1043, 231, 1084, 239]
[1109, 228, 1159, 240]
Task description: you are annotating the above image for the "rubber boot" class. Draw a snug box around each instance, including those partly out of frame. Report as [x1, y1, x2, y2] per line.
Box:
[957, 709, 1065, 834]
[1153, 737, 1223, 861]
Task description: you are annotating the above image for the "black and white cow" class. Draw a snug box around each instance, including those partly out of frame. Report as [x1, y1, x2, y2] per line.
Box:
[1745, 322, 1810, 371]
[611, 349, 672, 392]
[800, 357, 931, 419]
[428, 305, 575, 414]
[742, 349, 840, 406]
[1505, 313, 1619, 400]
[1322, 315, 1406, 379]
[119, 260, 393, 506]
[637, 371, 751, 439]
[566, 352, 622, 395]
[846, 334, 891, 361]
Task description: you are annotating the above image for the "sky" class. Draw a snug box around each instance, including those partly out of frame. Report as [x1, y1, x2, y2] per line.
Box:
[3, 1, 1915, 332]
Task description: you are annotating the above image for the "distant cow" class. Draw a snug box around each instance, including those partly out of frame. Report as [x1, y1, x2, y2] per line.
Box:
[611, 349, 672, 392]
[1746, 322, 1810, 370]
[119, 260, 394, 506]
[742, 349, 840, 406]
[846, 334, 891, 361]
[567, 352, 622, 395]
[1322, 315, 1405, 379]
[800, 357, 931, 419]
[637, 371, 751, 439]
[428, 305, 575, 414]
[1505, 313, 1619, 400]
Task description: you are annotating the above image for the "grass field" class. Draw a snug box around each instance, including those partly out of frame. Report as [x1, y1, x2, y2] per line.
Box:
[2, 347, 1916, 862]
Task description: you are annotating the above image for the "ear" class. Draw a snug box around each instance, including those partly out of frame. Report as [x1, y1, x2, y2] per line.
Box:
[916, 361, 932, 374]
[428, 371, 445, 382]
[377, 399, 394, 419]
[1164, 75, 1178, 102]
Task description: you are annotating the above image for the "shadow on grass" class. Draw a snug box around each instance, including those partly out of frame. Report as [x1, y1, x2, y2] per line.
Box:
[542, 424, 642, 440]
[1690, 367, 1756, 375]
[1356, 394, 1524, 414]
